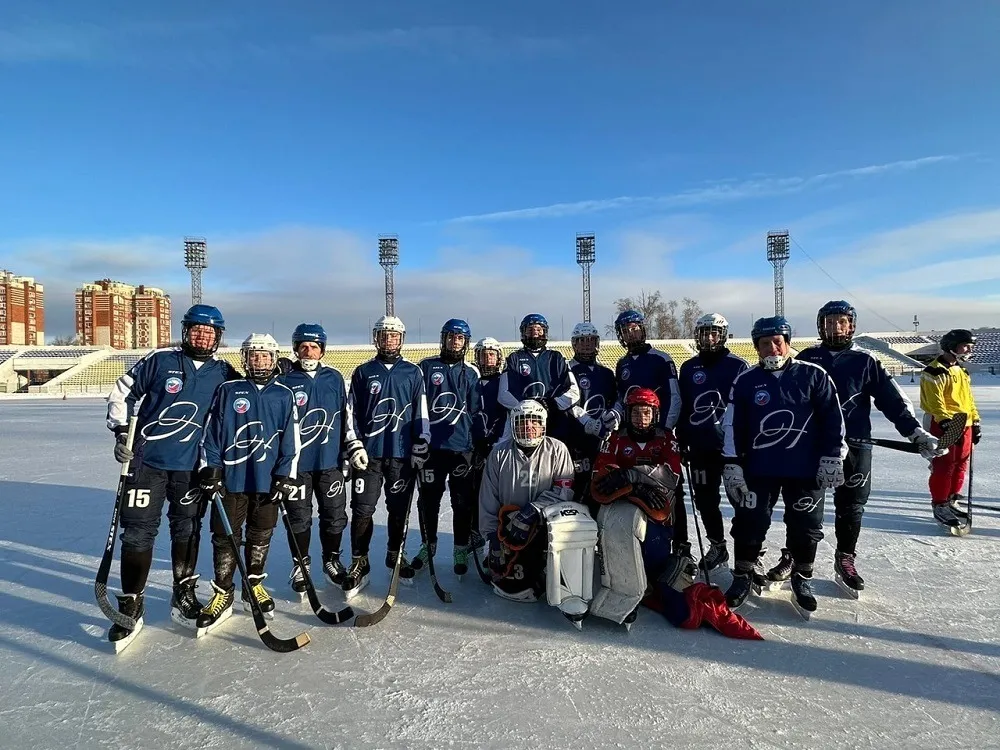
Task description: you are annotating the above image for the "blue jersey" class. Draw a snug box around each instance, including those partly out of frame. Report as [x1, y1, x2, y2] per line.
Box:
[279, 363, 356, 473]
[420, 356, 481, 452]
[476, 375, 506, 446]
[795, 344, 921, 441]
[614, 345, 682, 429]
[498, 347, 580, 417]
[107, 348, 238, 472]
[202, 378, 300, 494]
[349, 357, 430, 460]
[723, 360, 846, 479]
[558, 358, 617, 448]
[677, 351, 750, 454]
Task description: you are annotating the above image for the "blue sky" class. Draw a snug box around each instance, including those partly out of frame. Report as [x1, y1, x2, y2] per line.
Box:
[2, 1, 999, 344]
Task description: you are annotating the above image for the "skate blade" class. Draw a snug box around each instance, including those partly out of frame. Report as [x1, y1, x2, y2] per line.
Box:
[833, 574, 862, 600]
[169, 607, 200, 631]
[790, 597, 815, 621]
[343, 576, 369, 601]
[111, 618, 144, 653]
[949, 523, 972, 537]
[195, 607, 233, 638]
[764, 579, 788, 594]
[572, 620, 583, 631]
[624, 622, 633, 633]
[290, 589, 307, 603]
[398, 576, 415, 587]
[239, 599, 275, 620]
[454, 573, 465, 582]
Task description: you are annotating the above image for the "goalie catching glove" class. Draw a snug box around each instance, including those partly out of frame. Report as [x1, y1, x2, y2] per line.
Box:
[591, 464, 675, 523]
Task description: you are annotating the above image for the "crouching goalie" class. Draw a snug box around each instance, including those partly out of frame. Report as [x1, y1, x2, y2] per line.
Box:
[478, 399, 599, 628]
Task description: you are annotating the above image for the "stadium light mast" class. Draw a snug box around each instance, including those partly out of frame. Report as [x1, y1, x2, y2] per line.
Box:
[766, 230, 791, 317]
[913, 314, 920, 333]
[576, 233, 596, 323]
[378, 235, 399, 317]
[183, 237, 208, 306]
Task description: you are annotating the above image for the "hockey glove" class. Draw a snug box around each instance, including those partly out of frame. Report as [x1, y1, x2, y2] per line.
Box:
[816, 456, 845, 489]
[411, 438, 430, 470]
[972, 422, 981, 446]
[582, 415, 603, 437]
[345, 439, 369, 472]
[268, 476, 298, 505]
[907, 427, 944, 460]
[722, 463, 750, 505]
[632, 481, 671, 511]
[112, 428, 134, 464]
[502, 505, 540, 550]
[198, 466, 224, 496]
[601, 409, 621, 434]
[591, 466, 633, 504]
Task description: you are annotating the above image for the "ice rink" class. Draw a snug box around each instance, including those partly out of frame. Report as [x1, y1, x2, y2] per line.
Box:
[1, 384, 998, 749]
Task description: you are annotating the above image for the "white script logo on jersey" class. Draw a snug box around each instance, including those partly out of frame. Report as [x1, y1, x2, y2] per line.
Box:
[753, 410, 813, 451]
[299, 407, 340, 449]
[141, 401, 202, 443]
[223, 421, 281, 465]
[520, 381, 547, 400]
[581, 393, 606, 419]
[688, 390, 724, 426]
[429, 391, 467, 426]
[368, 397, 413, 436]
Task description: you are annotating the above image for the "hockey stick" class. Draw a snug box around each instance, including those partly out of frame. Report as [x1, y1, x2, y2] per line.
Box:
[355, 483, 417, 627]
[966, 446, 974, 532]
[211, 492, 310, 652]
[418, 503, 452, 604]
[277, 501, 354, 624]
[95, 415, 139, 630]
[681, 459, 710, 585]
[848, 412, 968, 455]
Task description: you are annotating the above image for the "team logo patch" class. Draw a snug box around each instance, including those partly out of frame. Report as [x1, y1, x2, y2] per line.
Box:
[623, 446, 634, 456]
[578, 376, 591, 390]
[233, 397, 250, 414]
[519, 362, 532, 376]
[692, 371, 706, 385]
[294, 390, 308, 407]
[431, 372, 444, 386]
[369, 380, 382, 395]
[754, 390, 770, 406]
[165, 376, 183, 394]
[621, 368, 630, 381]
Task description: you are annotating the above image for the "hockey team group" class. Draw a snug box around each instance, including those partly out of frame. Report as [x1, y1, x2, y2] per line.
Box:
[98, 300, 983, 651]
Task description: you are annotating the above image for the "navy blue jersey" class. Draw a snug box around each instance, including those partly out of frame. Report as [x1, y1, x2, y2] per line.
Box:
[723, 360, 846, 479]
[349, 358, 430, 459]
[498, 348, 580, 413]
[279, 363, 357, 472]
[557, 358, 617, 447]
[476, 375, 506, 445]
[796, 344, 921, 440]
[419, 356, 481, 452]
[202, 378, 300, 493]
[614, 346, 682, 429]
[677, 351, 750, 453]
[107, 348, 239, 472]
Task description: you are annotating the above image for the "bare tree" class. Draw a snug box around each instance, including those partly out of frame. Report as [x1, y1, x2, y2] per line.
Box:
[50, 335, 80, 346]
[609, 290, 666, 337]
[680, 297, 703, 337]
[609, 290, 703, 339]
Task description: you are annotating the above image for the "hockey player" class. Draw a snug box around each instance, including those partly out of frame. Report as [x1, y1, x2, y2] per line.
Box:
[920, 328, 981, 532]
[480, 400, 597, 626]
[793, 301, 941, 593]
[104, 304, 238, 645]
[279, 323, 368, 596]
[676, 313, 749, 574]
[470, 336, 506, 550]
[497, 314, 580, 440]
[343, 315, 430, 597]
[413, 319, 481, 577]
[197, 333, 300, 634]
[722, 316, 846, 616]
[563, 322, 618, 508]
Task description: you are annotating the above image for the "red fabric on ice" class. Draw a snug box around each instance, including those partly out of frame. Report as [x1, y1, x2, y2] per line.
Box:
[929, 422, 972, 503]
[642, 583, 763, 640]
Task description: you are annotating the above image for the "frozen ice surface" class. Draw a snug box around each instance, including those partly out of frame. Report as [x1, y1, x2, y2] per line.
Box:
[0, 385, 998, 749]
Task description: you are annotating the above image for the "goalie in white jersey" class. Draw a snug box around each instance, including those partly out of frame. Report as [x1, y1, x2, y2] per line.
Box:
[479, 399, 598, 627]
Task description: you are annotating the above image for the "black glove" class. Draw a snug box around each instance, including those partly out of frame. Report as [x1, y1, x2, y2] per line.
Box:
[268, 475, 297, 505]
[503, 505, 540, 548]
[972, 422, 981, 445]
[592, 467, 632, 499]
[198, 466, 224, 495]
[112, 427, 134, 464]
[633, 482, 670, 510]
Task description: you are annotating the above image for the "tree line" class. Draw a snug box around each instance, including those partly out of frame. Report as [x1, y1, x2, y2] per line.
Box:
[608, 291, 703, 339]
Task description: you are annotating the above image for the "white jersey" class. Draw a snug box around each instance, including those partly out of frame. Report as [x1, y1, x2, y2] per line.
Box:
[478, 435, 575, 538]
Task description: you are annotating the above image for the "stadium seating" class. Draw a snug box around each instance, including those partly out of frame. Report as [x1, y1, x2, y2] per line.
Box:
[57, 353, 145, 390]
[14, 348, 99, 359]
[0, 350, 18, 366]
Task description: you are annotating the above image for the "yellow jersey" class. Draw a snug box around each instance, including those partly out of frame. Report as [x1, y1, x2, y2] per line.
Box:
[919, 356, 980, 425]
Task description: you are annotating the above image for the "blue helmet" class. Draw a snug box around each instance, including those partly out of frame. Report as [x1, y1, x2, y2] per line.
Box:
[751, 316, 792, 346]
[441, 318, 472, 339]
[440, 318, 472, 361]
[292, 323, 327, 352]
[816, 300, 857, 348]
[181, 304, 224, 358]
[519, 314, 548, 350]
[615, 309, 646, 348]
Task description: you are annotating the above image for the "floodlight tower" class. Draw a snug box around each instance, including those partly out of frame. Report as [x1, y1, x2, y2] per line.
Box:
[183, 237, 208, 306]
[576, 233, 596, 323]
[766, 230, 791, 317]
[913, 314, 920, 333]
[378, 235, 399, 317]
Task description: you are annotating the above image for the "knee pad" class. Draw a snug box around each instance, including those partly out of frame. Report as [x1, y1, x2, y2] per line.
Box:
[542, 501, 599, 624]
[590, 503, 648, 624]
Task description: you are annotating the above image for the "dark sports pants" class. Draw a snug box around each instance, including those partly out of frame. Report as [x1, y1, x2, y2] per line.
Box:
[349, 457, 415, 557]
[283, 467, 348, 560]
[730, 475, 825, 567]
[685, 452, 728, 543]
[209, 492, 279, 590]
[416, 448, 474, 548]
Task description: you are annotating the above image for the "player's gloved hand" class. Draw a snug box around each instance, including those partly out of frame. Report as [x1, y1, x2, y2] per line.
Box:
[633, 482, 670, 510]
[410, 438, 430, 470]
[582, 415, 603, 437]
[592, 467, 632, 499]
[345, 439, 369, 471]
[198, 466, 224, 496]
[112, 427, 134, 464]
[601, 409, 621, 434]
[504, 505, 540, 549]
[972, 421, 981, 446]
[907, 427, 944, 460]
[486, 532, 507, 580]
[268, 475, 297, 505]
[472, 440, 491, 469]
[816, 456, 845, 489]
[722, 463, 750, 504]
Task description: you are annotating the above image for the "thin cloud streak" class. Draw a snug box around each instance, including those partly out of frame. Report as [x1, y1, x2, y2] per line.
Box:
[445, 155, 962, 224]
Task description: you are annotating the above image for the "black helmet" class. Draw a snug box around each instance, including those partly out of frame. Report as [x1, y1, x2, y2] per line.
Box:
[940, 329, 976, 358]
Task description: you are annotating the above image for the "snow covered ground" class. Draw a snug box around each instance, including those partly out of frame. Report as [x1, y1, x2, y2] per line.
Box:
[0, 385, 998, 750]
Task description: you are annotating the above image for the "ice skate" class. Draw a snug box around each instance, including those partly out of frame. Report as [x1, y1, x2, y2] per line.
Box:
[241, 573, 275, 619]
[108, 592, 145, 653]
[196, 581, 235, 637]
[765, 548, 794, 592]
[288, 556, 310, 602]
[342, 555, 370, 600]
[790, 570, 817, 620]
[833, 551, 864, 599]
[169, 575, 203, 630]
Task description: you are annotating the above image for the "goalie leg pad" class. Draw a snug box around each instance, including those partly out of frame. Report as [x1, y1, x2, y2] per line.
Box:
[542, 502, 599, 619]
[589, 503, 648, 624]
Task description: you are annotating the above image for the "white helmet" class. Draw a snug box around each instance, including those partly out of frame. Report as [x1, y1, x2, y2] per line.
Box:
[373, 315, 406, 356]
[241, 333, 280, 382]
[474, 337, 504, 376]
[571, 321, 600, 363]
[510, 399, 547, 448]
[694, 312, 730, 354]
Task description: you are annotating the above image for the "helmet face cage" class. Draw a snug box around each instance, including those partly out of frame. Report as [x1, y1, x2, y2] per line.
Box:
[474, 338, 504, 376]
[571, 322, 600, 363]
[615, 310, 646, 348]
[520, 314, 548, 350]
[440, 319, 472, 360]
[373, 316, 406, 357]
[241, 334, 280, 382]
[816, 301, 856, 348]
[181, 304, 225, 357]
[511, 400, 547, 448]
[625, 387, 659, 435]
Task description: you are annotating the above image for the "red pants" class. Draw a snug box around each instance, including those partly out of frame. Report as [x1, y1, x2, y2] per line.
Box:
[928, 423, 972, 503]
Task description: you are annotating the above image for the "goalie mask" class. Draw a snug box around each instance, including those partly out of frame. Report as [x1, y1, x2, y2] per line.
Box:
[373, 315, 406, 358]
[510, 399, 547, 448]
[571, 322, 600, 365]
[241, 333, 280, 384]
[625, 387, 659, 440]
[694, 312, 729, 354]
[474, 337, 504, 377]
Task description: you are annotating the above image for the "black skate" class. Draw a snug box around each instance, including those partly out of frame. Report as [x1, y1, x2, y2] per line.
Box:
[790, 571, 817, 620]
[623, 606, 639, 632]
[386, 549, 415, 583]
[469, 529, 486, 555]
[765, 548, 794, 592]
[725, 568, 760, 609]
[108, 592, 145, 653]
[342, 555, 370, 600]
[241, 573, 275, 619]
[699, 541, 729, 575]
[453, 545, 469, 577]
[948, 493, 970, 520]
[833, 551, 864, 599]
[196, 581, 235, 637]
[933, 502, 970, 537]
[322, 553, 347, 587]
[170, 575, 203, 630]
[409, 542, 435, 573]
[289, 556, 310, 601]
